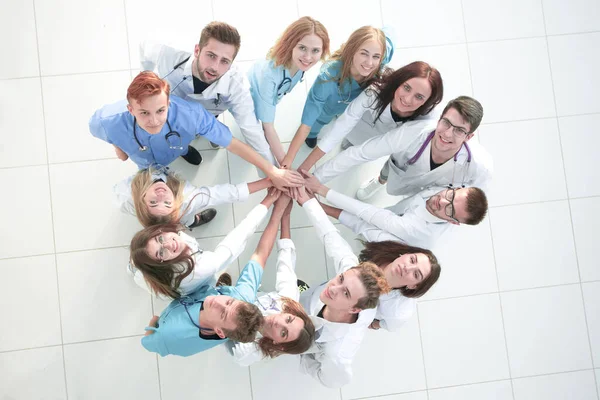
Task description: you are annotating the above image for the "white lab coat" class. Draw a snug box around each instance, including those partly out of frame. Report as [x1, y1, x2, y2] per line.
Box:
[225, 238, 319, 366]
[113, 169, 250, 227]
[128, 203, 269, 296]
[139, 41, 275, 165]
[314, 121, 493, 197]
[327, 189, 452, 250]
[319, 190, 420, 332]
[317, 87, 433, 153]
[298, 199, 375, 388]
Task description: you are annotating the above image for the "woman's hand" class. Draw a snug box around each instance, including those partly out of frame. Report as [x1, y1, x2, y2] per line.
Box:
[292, 186, 314, 206]
[260, 187, 283, 208]
[274, 194, 293, 215]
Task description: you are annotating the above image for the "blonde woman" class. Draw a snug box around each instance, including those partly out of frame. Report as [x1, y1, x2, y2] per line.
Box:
[247, 16, 330, 164]
[114, 166, 272, 227]
[281, 26, 393, 168]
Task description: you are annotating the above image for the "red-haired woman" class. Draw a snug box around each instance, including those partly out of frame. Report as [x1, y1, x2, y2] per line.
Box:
[247, 16, 330, 165]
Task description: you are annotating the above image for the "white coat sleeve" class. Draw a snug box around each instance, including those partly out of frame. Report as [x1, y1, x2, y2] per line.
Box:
[468, 142, 494, 194]
[184, 182, 250, 217]
[275, 239, 299, 301]
[113, 175, 136, 216]
[317, 90, 375, 154]
[314, 128, 402, 183]
[376, 294, 416, 332]
[326, 190, 421, 244]
[338, 211, 402, 243]
[226, 74, 276, 165]
[299, 353, 352, 388]
[224, 341, 264, 367]
[182, 204, 269, 293]
[302, 199, 358, 273]
[139, 40, 163, 72]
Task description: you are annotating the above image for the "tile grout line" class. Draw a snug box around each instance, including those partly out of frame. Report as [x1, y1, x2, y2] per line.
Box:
[540, 2, 599, 398]
[415, 306, 431, 396]
[0, 68, 134, 81]
[31, 0, 69, 398]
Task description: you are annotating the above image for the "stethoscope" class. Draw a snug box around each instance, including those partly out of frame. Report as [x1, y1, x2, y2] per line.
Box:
[178, 287, 225, 333]
[256, 294, 282, 312]
[322, 66, 353, 105]
[277, 69, 304, 99]
[162, 56, 222, 107]
[132, 117, 183, 152]
[404, 130, 472, 188]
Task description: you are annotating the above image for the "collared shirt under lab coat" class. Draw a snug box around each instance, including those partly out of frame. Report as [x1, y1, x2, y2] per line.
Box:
[139, 41, 275, 164]
[225, 238, 317, 366]
[314, 120, 493, 197]
[113, 168, 250, 227]
[301, 61, 363, 136]
[327, 189, 452, 250]
[141, 258, 264, 357]
[129, 203, 269, 297]
[298, 199, 375, 388]
[247, 58, 304, 123]
[317, 86, 434, 153]
[89, 95, 232, 169]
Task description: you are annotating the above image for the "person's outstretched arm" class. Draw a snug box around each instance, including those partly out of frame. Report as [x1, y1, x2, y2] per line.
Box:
[251, 192, 290, 268]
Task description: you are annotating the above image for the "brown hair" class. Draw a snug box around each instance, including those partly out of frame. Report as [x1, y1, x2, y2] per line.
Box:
[223, 302, 264, 343]
[129, 224, 194, 298]
[359, 241, 441, 298]
[464, 187, 488, 225]
[127, 71, 170, 104]
[329, 26, 386, 88]
[199, 21, 241, 59]
[130, 168, 186, 227]
[256, 297, 316, 358]
[268, 16, 330, 67]
[350, 262, 391, 310]
[371, 61, 443, 122]
[441, 96, 484, 133]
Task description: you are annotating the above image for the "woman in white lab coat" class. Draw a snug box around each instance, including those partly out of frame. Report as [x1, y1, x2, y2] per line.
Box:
[298, 61, 443, 172]
[128, 189, 279, 298]
[114, 166, 272, 228]
[226, 196, 316, 365]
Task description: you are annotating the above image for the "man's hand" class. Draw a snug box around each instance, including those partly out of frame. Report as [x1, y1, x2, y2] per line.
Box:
[144, 316, 159, 336]
[269, 167, 304, 191]
[274, 194, 293, 216]
[293, 186, 314, 206]
[114, 145, 129, 161]
[300, 169, 327, 196]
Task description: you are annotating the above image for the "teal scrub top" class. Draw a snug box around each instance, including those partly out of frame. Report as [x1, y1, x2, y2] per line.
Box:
[141, 260, 263, 357]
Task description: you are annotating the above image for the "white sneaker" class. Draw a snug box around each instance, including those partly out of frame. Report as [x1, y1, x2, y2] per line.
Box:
[356, 177, 385, 200]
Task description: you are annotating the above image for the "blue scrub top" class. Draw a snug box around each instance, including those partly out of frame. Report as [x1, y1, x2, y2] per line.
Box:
[247, 59, 304, 123]
[300, 61, 363, 135]
[141, 260, 263, 357]
[89, 95, 233, 169]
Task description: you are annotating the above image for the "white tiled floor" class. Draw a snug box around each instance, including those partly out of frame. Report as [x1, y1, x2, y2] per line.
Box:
[1, 0, 598, 399]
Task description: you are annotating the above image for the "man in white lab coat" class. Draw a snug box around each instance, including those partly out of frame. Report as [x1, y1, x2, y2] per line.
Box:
[139, 21, 275, 165]
[313, 96, 493, 200]
[303, 170, 489, 249]
[295, 189, 390, 388]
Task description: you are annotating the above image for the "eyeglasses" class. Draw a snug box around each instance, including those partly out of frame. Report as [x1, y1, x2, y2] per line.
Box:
[438, 117, 469, 137]
[444, 187, 460, 223]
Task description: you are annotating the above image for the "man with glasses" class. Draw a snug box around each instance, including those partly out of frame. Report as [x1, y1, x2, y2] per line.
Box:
[312, 96, 493, 201]
[302, 169, 488, 248]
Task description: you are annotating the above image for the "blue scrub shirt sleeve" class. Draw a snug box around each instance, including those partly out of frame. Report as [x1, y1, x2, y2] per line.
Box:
[141, 327, 169, 356]
[193, 104, 233, 147]
[249, 66, 278, 123]
[89, 110, 111, 143]
[233, 260, 264, 303]
[301, 74, 336, 127]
